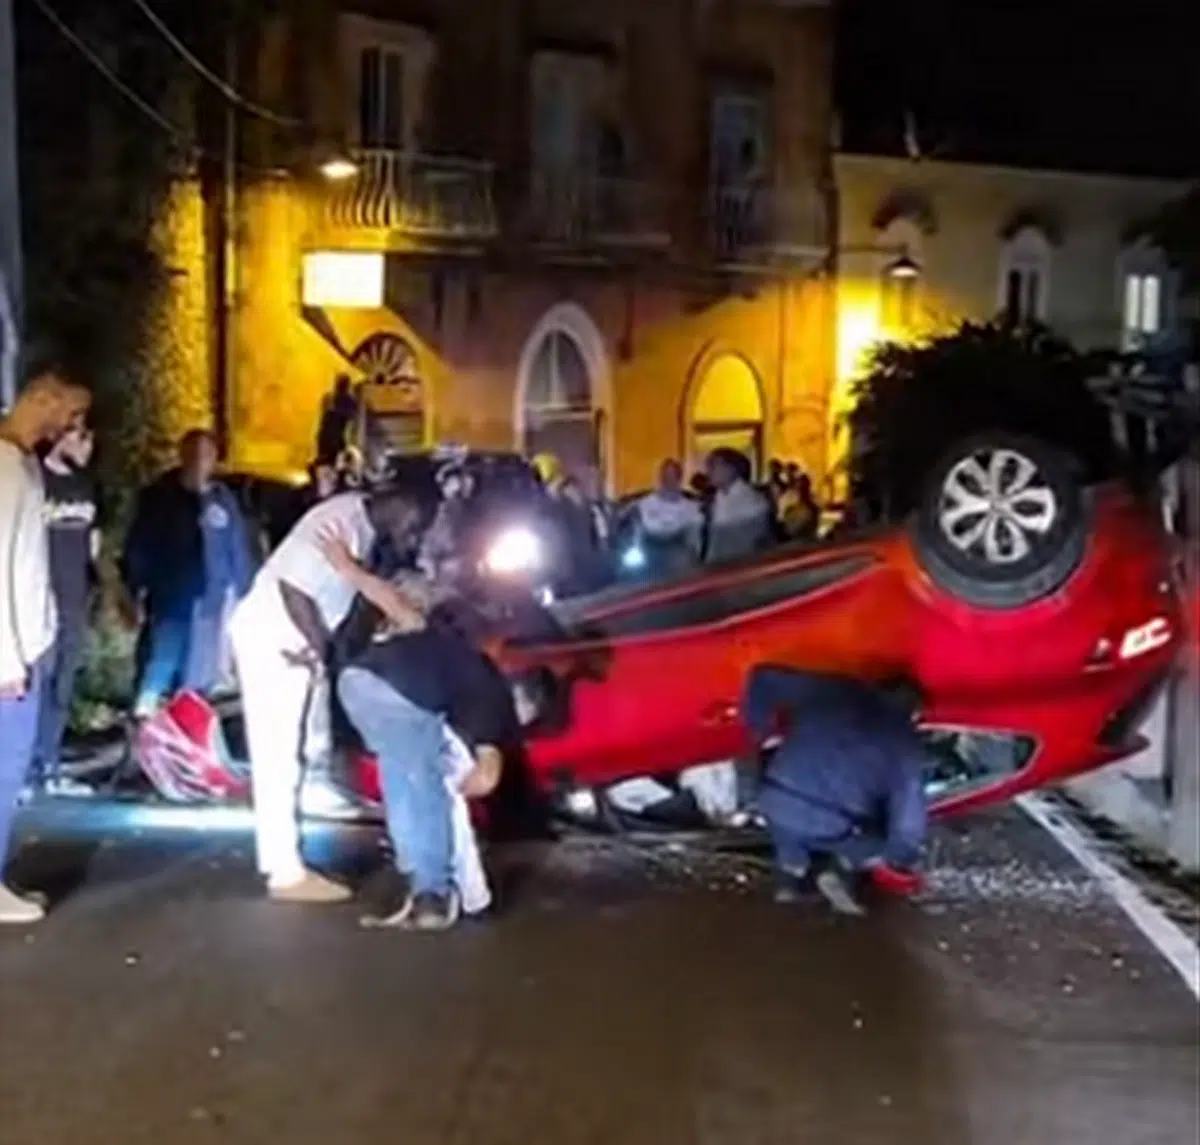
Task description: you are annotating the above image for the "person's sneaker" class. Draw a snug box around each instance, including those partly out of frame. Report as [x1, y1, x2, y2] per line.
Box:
[401, 889, 461, 932]
[358, 869, 415, 929]
[267, 870, 352, 904]
[0, 883, 46, 925]
[815, 868, 866, 916]
[43, 776, 96, 799]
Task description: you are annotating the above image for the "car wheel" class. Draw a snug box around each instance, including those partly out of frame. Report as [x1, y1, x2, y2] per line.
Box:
[912, 434, 1089, 609]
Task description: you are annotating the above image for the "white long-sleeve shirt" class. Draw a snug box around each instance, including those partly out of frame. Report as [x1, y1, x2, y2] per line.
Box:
[0, 438, 57, 683]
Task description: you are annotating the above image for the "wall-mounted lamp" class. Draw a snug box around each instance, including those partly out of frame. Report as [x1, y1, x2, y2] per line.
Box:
[319, 156, 358, 181]
[885, 250, 920, 279]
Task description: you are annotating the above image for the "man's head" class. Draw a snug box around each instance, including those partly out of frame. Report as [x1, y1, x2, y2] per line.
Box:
[5, 362, 91, 449]
[367, 487, 438, 558]
[657, 458, 684, 495]
[705, 448, 748, 491]
[879, 675, 926, 721]
[179, 429, 218, 489]
[309, 460, 338, 500]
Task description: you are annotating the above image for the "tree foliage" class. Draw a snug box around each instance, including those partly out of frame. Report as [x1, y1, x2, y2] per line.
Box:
[16, 0, 291, 508]
[847, 321, 1117, 520]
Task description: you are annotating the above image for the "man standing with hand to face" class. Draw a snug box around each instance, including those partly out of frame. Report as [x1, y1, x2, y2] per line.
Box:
[230, 486, 435, 903]
[0, 359, 91, 924]
[30, 417, 100, 798]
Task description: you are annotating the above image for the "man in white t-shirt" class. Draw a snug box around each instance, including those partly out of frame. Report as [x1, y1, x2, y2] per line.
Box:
[230, 487, 435, 902]
[705, 448, 771, 564]
[0, 361, 91, 925]
[633, 458, 703, 577]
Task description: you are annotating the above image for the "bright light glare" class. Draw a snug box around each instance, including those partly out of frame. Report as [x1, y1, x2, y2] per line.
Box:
[301, 251, 384, 308]
[484, 527, 544, 575]
[621, 544, 647, 571]
[320, 157, 358, 181]
[124, 804, 255, 833]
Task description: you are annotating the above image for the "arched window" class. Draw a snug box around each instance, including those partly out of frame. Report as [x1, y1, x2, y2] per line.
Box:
[517, 303, 609, 489]
[998, 225, 1052, 325]
[687, 352, 765, 477]
[526, 330, 593, 414]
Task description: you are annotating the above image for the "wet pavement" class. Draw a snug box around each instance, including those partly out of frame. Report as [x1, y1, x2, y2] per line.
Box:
[1, 801, 1197, 1145]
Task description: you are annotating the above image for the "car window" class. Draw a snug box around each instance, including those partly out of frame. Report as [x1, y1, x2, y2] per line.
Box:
[518, 554, 877, 645]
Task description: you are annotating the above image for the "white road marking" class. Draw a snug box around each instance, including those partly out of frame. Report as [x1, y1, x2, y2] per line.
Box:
[1018, 793, 1200, 1001]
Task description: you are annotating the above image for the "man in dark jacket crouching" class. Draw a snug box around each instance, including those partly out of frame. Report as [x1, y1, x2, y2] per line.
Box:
[742, 665, 930, 915]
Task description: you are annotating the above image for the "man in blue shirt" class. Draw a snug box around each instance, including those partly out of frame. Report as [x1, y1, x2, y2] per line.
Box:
[741, 665, 930, 915]
[122, 430, 255, 717]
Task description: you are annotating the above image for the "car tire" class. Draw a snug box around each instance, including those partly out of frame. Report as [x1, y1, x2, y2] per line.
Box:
[912, 433, 1089, 609]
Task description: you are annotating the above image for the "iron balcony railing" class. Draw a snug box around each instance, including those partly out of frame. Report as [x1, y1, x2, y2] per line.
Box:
[526, 170, 670, 248]
[708, 182, 829, 264]
[325, 150, 498, 239]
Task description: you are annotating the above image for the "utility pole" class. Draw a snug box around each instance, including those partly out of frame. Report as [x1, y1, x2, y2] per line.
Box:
[0, 0, 22, 410]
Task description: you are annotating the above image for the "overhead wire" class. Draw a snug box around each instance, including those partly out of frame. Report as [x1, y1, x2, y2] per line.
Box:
[28, 0, 194, 147]
[127, 0, 304, 128]
[27, 0, 292, 174]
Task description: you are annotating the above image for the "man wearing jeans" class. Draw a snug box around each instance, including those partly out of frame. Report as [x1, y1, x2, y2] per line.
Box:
[0, 361, 91, 924]
[338, 626, 518, 931]
[742, 665, 929, 915]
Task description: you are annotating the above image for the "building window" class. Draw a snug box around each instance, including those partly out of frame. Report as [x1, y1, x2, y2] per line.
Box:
[709, 87, 771, 253]
[998, 226, 1051, 325]
[1122, 272, 1162, 350]
[517, 303, 609, 490]
[688, 353, 765, 478]
[1003, 266, 1042, 324]
[341, 15, 434, 151]
[359, 46, 405, 149]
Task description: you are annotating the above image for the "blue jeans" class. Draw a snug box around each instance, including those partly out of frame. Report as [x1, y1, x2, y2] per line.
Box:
[768, 821, 886, 876]
[337, 668, 453, 896]
[134, 605, 224, 714]
[1, 654, 47, 871]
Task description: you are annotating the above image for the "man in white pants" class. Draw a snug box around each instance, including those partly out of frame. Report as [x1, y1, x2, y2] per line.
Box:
[230, 487, 433, 902]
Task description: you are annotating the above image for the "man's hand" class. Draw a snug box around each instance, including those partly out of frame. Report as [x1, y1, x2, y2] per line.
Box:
[459, 745, 503, 799]
[316, 527, 359, 578]
[0, 673, 29, 701]
[281, 646, 323, 672]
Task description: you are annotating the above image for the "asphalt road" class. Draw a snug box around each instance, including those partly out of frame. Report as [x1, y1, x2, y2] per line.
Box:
[1, 801, 1197, 1145]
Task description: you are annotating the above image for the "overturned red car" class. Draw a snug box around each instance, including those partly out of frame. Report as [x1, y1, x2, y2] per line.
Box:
[141, 433, 1187, 825]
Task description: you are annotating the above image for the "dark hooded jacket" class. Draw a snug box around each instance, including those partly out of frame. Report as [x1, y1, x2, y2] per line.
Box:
[742, 666, 928, 868]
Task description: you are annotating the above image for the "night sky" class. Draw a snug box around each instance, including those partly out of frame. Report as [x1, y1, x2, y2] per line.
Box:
[837, 0, 1200, 178]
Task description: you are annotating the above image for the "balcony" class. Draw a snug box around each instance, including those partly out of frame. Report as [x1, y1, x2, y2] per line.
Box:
[526, 170, 670, 250]
[324, 150, 497, 241]
[708, 183, 829, 266]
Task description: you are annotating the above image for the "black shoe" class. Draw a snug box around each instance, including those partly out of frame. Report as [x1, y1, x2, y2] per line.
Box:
[358, 868, 414, 929]
[401, 889, 461, 932]
[772, 868, 814, 904]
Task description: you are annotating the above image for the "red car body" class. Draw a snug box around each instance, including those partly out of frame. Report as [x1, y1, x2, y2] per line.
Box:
[468, 482, 1183, 817]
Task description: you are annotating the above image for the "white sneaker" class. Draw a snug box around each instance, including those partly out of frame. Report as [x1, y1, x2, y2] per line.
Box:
[43, 776, 96, 799]
[0, 883, 46, 925]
